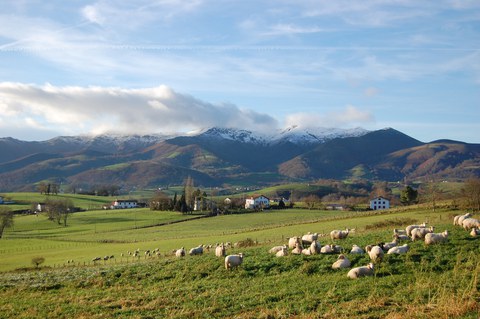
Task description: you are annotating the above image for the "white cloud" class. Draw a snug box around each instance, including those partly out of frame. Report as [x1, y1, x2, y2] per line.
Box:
[0, 83, 279, 137]
[285, 105, 375, 129]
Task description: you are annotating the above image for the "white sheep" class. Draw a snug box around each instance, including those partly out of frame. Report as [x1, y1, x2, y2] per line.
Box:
[308, 240, 321, 255]
[301, 247, 312, 256]
[393, 233, 410, 241]
[382, 238, 399, 251]
[406, 222, 427, 237]
[215, 244, 226, 257]
[175, 247, 186, 257]
[301, 232, 318, 245]
[411, 226, 434, 242]
[366, 245, 384, 262]
[387, 244, 410, 254]
[332, 254, 351, 269]
[470, 228, 480, 237]
[269, 245, 287, 254]
[320, 244, 333, 254]
[291, 242, 303, 255]
[456, 213, 472, 226]
[347, 263, 374, 279]
[225, 253, 244, 270]
[275, 246, 288, 257]
[330, 228, 350, 240]
[350, 244, 365, 254]
[189, 245, 204, 256]
[462, 218, 480, 231]
[425, 230, 449, 245]
[288, 236, 302, 249]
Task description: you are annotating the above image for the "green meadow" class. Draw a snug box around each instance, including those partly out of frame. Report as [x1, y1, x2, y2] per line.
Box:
[0, 194, 478, 318]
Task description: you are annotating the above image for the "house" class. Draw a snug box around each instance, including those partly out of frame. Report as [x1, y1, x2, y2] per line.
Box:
[370, 197, 390, 210]
[245, 195, 270, 209]
[325, 203, 346, 211]
[110, 199, 138, 209]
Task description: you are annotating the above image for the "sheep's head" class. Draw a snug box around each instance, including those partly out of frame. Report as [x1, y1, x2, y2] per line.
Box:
[368, 263, 374, 270]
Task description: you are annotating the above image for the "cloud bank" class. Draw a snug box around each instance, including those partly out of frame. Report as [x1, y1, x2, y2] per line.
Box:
[0, 83, 376, 140]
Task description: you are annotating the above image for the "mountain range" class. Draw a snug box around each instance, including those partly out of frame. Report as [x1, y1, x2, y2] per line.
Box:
[0, 126, 478, 192]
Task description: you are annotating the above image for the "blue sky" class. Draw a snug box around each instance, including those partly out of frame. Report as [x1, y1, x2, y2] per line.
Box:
[0, 0, 479, 142]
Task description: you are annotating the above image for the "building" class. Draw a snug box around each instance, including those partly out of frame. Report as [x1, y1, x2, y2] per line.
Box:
[370, 197, 390, 210]
[245, 195, 270, 209]
[110, 199, 138, 209]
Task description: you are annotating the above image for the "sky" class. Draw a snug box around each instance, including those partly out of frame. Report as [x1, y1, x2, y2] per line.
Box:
[0, 0, 479, 143]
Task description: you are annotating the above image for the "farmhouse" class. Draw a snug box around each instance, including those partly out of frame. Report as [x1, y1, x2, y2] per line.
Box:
[370, 196, 390, 210]
[245, 195, 270, 209]
[110, 199, 138, 209]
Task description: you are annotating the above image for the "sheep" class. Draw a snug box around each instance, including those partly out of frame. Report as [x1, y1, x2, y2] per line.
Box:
[291, 242, 303, 255]
[456, 213, 473, 226]
[189, 245, 204, 256]
[301, 232, 318, 245]
[347, 263, 374, 279]
[406, 222, 427, 237]
[382, 238, 399, 251]
[301, 247, 312, 256]
[332, 244, 344, 253]
[288, 236, 302, 249]
[462, 218, 480, 231]
[393, 233, 410, 241]
[330, 228, 350, 240]
[269, 245, 287, 254]
[275, 246, 288, 257]
[387, 244, 410, 254]
[175, 247, 186, 257]
[470, 227, 480, 237]
[308, 240, 321, 255]
[225, 253, 244, 270]
[411, 226, 434, 242]
[366, 245, 384, 262]
[332, 254, 351, 269]
[215, 244, 226, 257]
[350, 244, 365, 254]
[320, 244, 333, 254]
[425, 230, 449, 245]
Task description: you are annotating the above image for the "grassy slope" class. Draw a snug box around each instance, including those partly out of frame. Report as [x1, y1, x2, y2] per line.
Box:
[0, 205, 479, 318]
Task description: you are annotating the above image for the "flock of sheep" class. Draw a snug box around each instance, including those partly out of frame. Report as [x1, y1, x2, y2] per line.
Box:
[87, 212, 478, 276]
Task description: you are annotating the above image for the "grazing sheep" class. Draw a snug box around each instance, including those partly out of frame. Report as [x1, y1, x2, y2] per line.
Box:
[382, 238, 399, 251]
[301, 247, 312, 256]
[308, 240, 321, 255]
[175, 247, 186, 257]
[393, 233, 410, 241]
[470, 228, 480, 237]
[366, 245, 384, 262]
[387, 244, 410, 254]
[330, 228, 350, 240]
[269, 245, 287, 254]
[275, 246, 288, 257]
[291, 242, 303, 255]
[189, 245, 204, 256]
[332, 254, 351, 269]
[288, 236, 302, 249]
[347, 263, 374, 279]
[225, 253, 244, 270]
[462, 218, 480, 231]
[456, 213, 473, 226]
[411, 226, 434, 242]
[350, 244, 365, 254]
[215, 244, 226, 257]
[425, 230, 449, 245]
[406, 222, 427, 237]
[302, 232, 318, 245]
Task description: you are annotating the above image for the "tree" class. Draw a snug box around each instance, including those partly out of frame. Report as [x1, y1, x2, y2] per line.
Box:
[45, 198, 75, 226]
[0, 207, 14, 239]
[184, 176, 195, 210]
[303, 195, 321, 210]
[150, 191, 172, 211]
[400, 186, 418, 206]
[421, 180, 443, 212]
[31, 256, 45, 268]
[461, 178, 480, 212]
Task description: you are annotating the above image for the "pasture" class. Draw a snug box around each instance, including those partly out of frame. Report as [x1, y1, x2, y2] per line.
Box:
[0, 205, 479, 318]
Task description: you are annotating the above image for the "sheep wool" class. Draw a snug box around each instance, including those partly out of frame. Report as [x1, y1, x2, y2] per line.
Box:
[225, 253, 244, 270]
[347, 263, 374, 279]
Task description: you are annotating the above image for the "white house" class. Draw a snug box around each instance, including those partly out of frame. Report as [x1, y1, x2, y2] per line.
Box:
[370, 197, 390, 210]
[245, 195, 270, 209]
[111, 199, 138, 209]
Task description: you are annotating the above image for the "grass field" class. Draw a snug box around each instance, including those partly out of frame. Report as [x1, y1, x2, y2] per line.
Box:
[0, 199, 479, 318]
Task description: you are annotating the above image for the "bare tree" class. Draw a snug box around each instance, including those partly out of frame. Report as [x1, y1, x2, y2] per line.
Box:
[461, 178, 480, 212]
[31, 257, 45, 268]
[0, 207, 14, 239]
[303, 195, 321, 210]
[45, 198, 75, 226]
